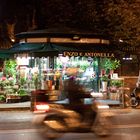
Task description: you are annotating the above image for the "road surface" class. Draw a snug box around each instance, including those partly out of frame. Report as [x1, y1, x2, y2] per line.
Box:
[0, 109, 140, 140]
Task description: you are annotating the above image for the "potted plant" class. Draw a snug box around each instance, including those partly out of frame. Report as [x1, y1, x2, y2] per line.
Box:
[109, 80, 123, 100]
[101, 75, 109, 82]
[110, 80, 123, 88]
[110, 80, 123, 92]
[102, 58, 121, 74]
[100, 75, 109, 92]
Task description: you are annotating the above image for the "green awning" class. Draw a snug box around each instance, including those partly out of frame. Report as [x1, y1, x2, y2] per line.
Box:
[30, 43, 80, 57]
[10, 42, 117, 58]
[30, 44, 58, 57]
[9, 43, 44, 53]
[0, 49, 14, 59]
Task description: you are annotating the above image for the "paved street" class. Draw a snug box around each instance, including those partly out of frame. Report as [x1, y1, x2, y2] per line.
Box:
[0, 108, 140, 140]
[0, 110, 33, 123]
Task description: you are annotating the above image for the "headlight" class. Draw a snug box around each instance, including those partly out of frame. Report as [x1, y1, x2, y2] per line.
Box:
[97, 105, 109, 109]
[34, 103, 50, 113]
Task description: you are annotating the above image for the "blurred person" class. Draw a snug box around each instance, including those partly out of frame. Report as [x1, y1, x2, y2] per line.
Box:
[64, 75, 89, 104]
[63, 75, 96, 123]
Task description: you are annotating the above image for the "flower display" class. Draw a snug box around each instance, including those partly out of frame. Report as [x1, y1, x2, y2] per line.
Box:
[0, 76, 15, 90]
[1, 76, 6, 81]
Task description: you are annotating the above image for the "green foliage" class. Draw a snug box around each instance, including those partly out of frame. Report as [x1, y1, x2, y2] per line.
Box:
[93, 59, 98, 68]
[0, 95, 5, 101]
[0, 79, 14, 89]
[18, 89, 27, 96]
[110, 80, 123, 87]
[100, 75, 109, 82]
[19, 77, 26, 86]
[80, 61, 90, 71]
[5, 87, 15, 95]
[3, 59, 17, 78]
[103, 58, 120, 71]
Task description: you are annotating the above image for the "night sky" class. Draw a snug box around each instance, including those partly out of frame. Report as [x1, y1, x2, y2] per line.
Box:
[0, 0, 109, 36]
[0, 0, 81, 32]
[0, 0, 34, 22]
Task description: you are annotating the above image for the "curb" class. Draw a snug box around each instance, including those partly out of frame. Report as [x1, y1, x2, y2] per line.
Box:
[0, 107, 30, 111]
[0, 105, 123, 111]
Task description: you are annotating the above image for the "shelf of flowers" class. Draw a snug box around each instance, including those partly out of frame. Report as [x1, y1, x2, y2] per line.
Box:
[0, 77, 30, 103]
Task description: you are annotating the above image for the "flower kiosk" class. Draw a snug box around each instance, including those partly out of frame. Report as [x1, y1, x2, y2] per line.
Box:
[0, 29, 125, 109]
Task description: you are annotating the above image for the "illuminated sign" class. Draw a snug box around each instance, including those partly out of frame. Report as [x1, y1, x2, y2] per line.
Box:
[63, 51, 115, 57]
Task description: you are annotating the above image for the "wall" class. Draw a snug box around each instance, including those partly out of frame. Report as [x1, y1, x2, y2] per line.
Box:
[121, 76, 138, 93]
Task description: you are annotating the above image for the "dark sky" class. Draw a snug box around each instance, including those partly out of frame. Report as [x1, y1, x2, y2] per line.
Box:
[0, 1, 6, 21]
[0, 0, 102, 32]
[0, 0, 76, 30]
[0, 0, 34, 22]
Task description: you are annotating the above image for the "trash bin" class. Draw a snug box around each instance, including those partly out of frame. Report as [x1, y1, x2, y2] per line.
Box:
[30, 90, 49, 111]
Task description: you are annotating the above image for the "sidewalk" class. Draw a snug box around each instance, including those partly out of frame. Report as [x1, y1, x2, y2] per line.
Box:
[0, 101, 30, 111]
[0, 99, 123, 111]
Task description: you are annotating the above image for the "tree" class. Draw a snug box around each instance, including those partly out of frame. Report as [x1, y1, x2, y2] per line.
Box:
[33, 0, 74, 29]
[68, 0, 140, 52]
[1, 0, 140, 51]
[102, 0, 140, 47]
[0, 22, 11, 49]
